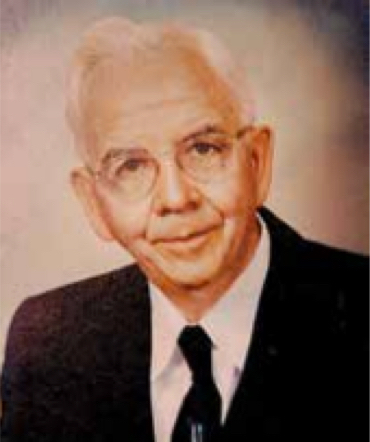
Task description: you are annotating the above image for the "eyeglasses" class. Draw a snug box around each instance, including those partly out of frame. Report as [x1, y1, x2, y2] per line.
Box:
[87, 126, 251, 202]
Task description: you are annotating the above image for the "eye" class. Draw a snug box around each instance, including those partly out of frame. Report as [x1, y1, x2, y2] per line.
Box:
[122, 158, 143, 172]
[192, 142, 222, 155]
[113, 157, 149, 178]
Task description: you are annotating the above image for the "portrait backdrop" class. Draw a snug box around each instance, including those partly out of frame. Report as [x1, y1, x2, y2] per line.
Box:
[1, 0, 368, 360]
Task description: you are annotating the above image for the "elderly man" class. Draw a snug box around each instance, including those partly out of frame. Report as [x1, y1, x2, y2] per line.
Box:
[1, 17, 368, 442]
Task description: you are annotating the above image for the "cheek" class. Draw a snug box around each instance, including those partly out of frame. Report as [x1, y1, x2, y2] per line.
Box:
[97, 190, 150, 244]
[200, 167, 258, 217]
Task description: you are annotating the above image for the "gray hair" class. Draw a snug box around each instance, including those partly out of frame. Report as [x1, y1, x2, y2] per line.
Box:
[66, 17, 255, 159]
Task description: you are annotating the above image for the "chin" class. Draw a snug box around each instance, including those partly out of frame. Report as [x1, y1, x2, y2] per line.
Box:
[155, 255, 225, 290]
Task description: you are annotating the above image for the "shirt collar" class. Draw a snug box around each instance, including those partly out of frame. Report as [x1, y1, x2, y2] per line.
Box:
[150, 215, 270, 380]
[201, 216, 270, 372]
[150, 284, 188, 380]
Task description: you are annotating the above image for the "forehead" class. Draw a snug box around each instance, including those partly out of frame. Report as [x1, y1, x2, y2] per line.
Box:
[80, 52, 240, 160]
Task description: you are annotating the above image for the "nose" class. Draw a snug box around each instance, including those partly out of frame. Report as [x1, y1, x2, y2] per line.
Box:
[152, 159, 201, 216]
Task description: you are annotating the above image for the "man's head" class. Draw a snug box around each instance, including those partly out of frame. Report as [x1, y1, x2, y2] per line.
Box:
[67, 17, 273, 299]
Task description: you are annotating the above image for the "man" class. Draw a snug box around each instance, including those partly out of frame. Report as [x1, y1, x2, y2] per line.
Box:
[1, 17, 368, 442]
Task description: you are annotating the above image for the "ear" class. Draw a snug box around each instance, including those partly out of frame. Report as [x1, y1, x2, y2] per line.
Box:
[243, 125, 274, 207]
[70, 168, 114, 241]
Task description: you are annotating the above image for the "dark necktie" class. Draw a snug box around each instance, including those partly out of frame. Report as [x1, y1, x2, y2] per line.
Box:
[171, 325, 222, 442]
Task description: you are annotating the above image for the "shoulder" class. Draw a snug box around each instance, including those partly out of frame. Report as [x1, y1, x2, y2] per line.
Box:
[260, 209, 368, 365]
[1, 265, 151, 439]
[260, 206, 368, 286]
[8, 263, 147, 330]
[3, 264, 148, 368]
[295, 240, 368, 316]
[261, 207, 368, 331]
[301, 239, 368, 282]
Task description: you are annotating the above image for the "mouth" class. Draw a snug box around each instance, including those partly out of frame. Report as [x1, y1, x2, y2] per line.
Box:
[153, 225, 220, 254]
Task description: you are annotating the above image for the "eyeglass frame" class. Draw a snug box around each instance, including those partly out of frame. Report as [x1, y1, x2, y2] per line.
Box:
[84, 124, 254, 202]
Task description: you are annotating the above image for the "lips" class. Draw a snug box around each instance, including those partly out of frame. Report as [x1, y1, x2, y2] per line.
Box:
[152, 225, 219, 253]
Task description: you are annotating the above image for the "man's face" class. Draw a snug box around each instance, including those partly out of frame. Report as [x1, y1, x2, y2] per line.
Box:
[72, 57, 272, 292]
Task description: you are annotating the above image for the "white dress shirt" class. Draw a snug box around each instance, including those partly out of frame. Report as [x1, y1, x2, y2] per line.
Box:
[149, 218, 270, 442]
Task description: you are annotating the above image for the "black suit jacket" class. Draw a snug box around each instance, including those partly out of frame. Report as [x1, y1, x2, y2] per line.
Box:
[1, 208, 368, 441]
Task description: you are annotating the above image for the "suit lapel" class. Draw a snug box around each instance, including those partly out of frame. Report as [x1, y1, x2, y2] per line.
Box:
[222, 208, 305, 438]
[222, 262, 291, 437]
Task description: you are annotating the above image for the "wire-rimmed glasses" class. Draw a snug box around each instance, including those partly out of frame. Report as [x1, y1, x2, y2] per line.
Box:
[87, 125, 251, 202]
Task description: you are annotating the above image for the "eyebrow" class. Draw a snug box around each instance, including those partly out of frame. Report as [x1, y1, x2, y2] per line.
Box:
[180, 124, 228, 143]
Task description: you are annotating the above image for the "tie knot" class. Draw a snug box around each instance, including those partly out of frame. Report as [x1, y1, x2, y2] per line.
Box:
[178, 326, 213, 382]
